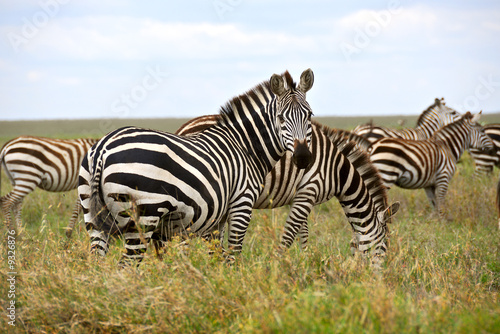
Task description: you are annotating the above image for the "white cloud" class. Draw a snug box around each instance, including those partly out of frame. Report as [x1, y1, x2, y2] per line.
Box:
[21, 16, 318, 61]
[26, 70, 42, 82]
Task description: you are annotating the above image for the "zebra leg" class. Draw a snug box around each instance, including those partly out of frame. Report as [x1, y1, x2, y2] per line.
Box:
[225, 204, 253, 259]
[65, 198, 82, 238]
[281, 198, 314, 250]
[425, 183, 448, 219]
[424, 186, 437, 209]
[1, 188, 28, 230]
[119, 216, 158, 266]
[87, 224, 111, 257]
[13, 201, 23, 228]
[297, 223, 309, 250]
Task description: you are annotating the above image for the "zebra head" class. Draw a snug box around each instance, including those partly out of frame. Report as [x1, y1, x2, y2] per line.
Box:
[466, 111, 495, 154]
[270, 69, 314, 169]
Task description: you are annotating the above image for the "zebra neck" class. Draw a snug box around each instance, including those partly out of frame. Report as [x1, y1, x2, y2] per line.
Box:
[434, 126, 466, 162]
[218, 102, 284, 176]
[414, 120, 440, 137]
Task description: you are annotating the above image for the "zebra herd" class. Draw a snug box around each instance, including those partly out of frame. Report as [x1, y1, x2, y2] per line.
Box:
[1, 69, 499, 268]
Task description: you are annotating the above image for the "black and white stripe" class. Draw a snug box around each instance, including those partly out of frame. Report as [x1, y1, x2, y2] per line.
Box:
[352, 98, 461, 143]
[368, 112, 494, 218]
[0, 136, 98, 230]
[78, 69, 315, 264]
[468, 124, 500, 175]
[176, 117, 399, 263]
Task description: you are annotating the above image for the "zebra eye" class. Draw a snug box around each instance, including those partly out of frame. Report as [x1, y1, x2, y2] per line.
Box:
[278, 114, 285, 124]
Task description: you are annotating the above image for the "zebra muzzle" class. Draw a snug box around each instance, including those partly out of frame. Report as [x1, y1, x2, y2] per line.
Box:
[292, 139, 312, 169]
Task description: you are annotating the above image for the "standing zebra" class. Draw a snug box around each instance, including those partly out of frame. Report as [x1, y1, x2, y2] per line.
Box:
[352, 98, 461, 143]
[468, 124, 500, 175]
[368, 112, 494, 219]
[176, 117, 399, 264]
[78, 69, 315, 264]
[0, 136, 98, 231]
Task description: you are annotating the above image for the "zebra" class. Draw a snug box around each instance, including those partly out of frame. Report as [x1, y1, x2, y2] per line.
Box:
[78, 69, 315, 265]
[352, 98, 461, 143]
[176, 116, 399, 264]
[0, 136, 98, 231]
[368, 112, 494, 219]
[468, 124, 500, 175]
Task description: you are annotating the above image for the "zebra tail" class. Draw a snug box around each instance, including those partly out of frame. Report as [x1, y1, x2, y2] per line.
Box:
[88, 162, 119, 236]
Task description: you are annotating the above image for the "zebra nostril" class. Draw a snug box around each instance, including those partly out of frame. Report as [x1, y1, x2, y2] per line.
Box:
[292, 139, 312, 169]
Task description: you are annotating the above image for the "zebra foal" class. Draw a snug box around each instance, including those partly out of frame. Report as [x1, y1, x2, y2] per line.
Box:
[368, 112, 494, 219]
[0, 136, 97, 231]
[176, 117, 399, 265]
[79, 69, 315, 265]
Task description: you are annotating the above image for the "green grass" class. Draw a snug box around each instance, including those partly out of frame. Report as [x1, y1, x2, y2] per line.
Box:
[0, 122, 499, 333]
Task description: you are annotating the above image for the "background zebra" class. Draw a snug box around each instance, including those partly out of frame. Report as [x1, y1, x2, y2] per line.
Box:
[352, 98, 461, 143]
[368, 112, 494, 219]
[468, 123, 500, 175]
[0, 136, 98, 231]
[176, 116, 399, 264]
[78, 69, 314, 265]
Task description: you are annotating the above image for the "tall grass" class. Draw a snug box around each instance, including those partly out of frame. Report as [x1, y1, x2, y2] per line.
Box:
[0, 145, 499, 333]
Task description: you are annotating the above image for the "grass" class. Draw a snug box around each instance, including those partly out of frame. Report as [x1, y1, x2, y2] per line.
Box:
[0, 120, 499, 333]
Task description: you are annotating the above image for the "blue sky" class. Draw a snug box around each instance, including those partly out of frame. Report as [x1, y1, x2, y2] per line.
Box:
[0, 0, 499, 120]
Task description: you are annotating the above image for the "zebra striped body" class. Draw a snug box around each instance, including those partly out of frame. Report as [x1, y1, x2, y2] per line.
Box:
[78, 70, 315, 264]
[176, 117, 399, 262]
[0, 136, 98, 230]
[352, 98, 460, 143]
[368, 112, 494, 218]
[468, 124, 500, 175]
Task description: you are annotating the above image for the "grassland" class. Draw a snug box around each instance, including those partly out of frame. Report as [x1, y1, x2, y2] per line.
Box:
[0, 116, 499, 333]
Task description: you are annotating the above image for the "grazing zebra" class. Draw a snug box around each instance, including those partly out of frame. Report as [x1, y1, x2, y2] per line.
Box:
[176, 117, 399, 263]
[468, 124, 500, 175]
[352, 98, 460, 143]
[368, 112, 494, 219]
[78, 69, 315, 264]
[0, 136, 98, 231]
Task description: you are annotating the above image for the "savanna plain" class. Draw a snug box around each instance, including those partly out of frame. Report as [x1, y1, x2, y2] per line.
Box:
[0, 115, 499, 333]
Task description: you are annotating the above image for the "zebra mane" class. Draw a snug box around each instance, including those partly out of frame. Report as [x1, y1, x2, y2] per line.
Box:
[217, 71, 294, 125]
[416, 98, 442, 127]
[416, 97, 459, 127]
[313, 120, 389, 214]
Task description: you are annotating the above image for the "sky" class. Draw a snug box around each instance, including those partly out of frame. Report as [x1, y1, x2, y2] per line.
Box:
[0, 0, 499, 121]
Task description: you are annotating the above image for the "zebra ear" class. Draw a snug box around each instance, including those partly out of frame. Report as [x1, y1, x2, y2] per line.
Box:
[435, 98, 441, 106]
[379, 201, 400, 223]
[298, 68, 314, 93]
[270, 74, 286, 97]
[471, 111, 482, 123]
